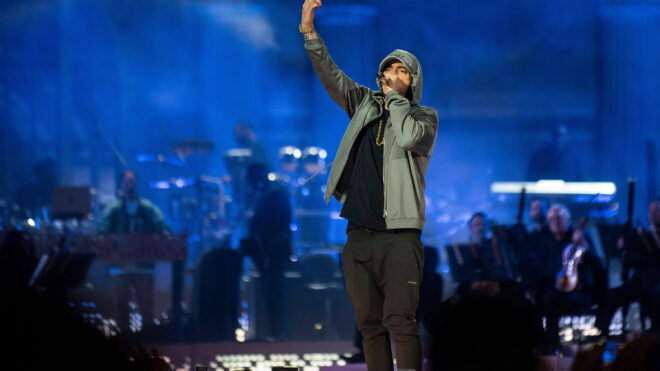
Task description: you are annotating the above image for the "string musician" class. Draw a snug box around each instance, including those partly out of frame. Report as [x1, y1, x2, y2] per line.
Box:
[463, 212, 502, 297]
[432, 213, 538, 370]
[538, 204, 606, 353]
[601, 198, 660, 334]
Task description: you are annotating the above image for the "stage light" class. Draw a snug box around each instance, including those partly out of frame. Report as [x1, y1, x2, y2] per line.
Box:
[490, 180, 616, 195]
[152, 180, 171, 189]
[279, 146, 302, 159]
[235, 328, 246, 343]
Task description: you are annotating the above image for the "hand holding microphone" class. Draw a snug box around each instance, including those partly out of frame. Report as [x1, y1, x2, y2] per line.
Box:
[379, 71, 402, 95]
[379, 61, 412, 97]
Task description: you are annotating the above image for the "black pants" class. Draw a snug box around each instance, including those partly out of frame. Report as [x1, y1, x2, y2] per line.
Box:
[342, 229, 424, 371]
[601, 270, 660, 333]
[114, 272, 154, 332]
[542, 288, 594, 348]
[255, 256, 287, 340]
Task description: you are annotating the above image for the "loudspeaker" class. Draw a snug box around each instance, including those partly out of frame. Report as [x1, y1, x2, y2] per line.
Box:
[193, 248, 242, 341]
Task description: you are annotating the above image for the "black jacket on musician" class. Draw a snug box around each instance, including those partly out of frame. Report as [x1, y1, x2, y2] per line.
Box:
[538, 228, 605, 299]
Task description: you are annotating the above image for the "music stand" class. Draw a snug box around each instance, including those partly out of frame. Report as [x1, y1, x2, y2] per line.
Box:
[597, 223, 626, 259]
[51, 187, 91, 220]
[624, 228, 660, 270]
[29, 249, 95, 289]
[445, 244, 481, 283]
[479, 240, 515, 281]
[445, 241, 515, 283]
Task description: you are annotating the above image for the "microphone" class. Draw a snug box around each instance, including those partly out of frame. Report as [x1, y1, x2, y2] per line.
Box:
[378, 72, 396, 87]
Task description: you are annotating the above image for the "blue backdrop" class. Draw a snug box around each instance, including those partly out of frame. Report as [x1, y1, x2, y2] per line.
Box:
[1, 0, 659, 245]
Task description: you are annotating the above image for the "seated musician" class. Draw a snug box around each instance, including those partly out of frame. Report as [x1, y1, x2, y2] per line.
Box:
[432, 213, 538, 368]
[469, 211, 487, 245]
[97, 169, 170, 332]
[519, 197, 551, 297]
[234, 121, 271, 170]
[540, 204, 605, 352]
[602, 198, 660, 334]
[649, 198, 660, 332]
[454, 212, 501, 298]
[529, 197, 550, 234]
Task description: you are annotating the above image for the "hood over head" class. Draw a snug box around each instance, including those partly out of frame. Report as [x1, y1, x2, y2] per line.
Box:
[377, 49, 423, 105]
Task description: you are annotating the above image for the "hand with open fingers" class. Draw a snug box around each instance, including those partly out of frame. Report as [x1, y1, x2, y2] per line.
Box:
[301, 0, 323, 28]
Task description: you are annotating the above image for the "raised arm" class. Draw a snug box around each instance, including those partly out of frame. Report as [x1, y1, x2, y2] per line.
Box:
[301, 0, 371, 118]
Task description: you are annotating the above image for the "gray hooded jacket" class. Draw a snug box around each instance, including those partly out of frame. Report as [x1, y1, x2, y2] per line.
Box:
[305, 36, 438, 230]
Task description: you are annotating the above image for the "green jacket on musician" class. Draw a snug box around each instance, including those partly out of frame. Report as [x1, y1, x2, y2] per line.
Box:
[98, 198, 170, 234]
[305, 36, 438, 231]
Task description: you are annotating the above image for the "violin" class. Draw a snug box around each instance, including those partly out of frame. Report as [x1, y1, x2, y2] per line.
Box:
[555, 216, 590, 293]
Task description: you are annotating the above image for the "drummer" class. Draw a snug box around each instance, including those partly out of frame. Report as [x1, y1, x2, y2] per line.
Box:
[234, 122, 271, 170]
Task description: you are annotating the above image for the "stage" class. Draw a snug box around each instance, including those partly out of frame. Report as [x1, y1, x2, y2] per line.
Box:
[150, 340, 578, 371]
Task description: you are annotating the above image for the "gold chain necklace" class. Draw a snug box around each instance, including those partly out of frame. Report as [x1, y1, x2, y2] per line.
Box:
[376, 119, 384, 146]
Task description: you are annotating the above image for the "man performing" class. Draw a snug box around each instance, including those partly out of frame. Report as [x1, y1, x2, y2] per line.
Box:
[97, 169, 170, 331]
[539, 204, 605, 352]
[98, 170, 169, 234]
[301, 2, 438, 370]
[601, 198, 660, 334]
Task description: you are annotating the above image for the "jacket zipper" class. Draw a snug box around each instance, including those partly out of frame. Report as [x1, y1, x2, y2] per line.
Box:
[383, 179, 387, 218]
[382, 117, 388, 220]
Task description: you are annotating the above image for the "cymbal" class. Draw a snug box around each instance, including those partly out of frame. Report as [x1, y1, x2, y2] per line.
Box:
[172, 139, 215, 157]
[222, 148, 253, 158]
[149, 176, 224, 190]
[198, 174, 228, 185]
[136, 153, 185, 167]
[150, 177, 196, 190]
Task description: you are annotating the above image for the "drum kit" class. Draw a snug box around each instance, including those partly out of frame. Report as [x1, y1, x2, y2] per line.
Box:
[135, 138, 282, 257]
[135, 139, 346, 258]
[135, 139, 232, 256]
